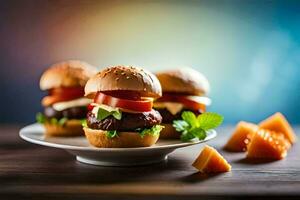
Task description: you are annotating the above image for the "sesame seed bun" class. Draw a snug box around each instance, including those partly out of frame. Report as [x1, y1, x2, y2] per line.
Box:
[44, 119, 84, 136]
[84, 127, 159, 148]
[156, 68, 210, 96]
[159, 123, 181, 139]
[85, 66, 162, 98]
[40, 60, 97, 90]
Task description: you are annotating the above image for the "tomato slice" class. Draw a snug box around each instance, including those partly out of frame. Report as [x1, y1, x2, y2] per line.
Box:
[94, 92, 153, 112]
[42, 95, 71, 106]
[178, 96, 207, 112]
[156, 94, 210, 112]
[87, 103, 95, 111]
[42, 87, 84, 106]
[50, 87, 84, 98]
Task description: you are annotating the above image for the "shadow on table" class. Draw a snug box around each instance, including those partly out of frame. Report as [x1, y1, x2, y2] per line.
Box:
[73, 155, 224, 185]
[178, 172, 222, 183]
[234, 157, 279, 164]
[64, 155, 192, 184]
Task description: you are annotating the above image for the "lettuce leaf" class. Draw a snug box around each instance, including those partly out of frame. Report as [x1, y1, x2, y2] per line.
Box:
[102, 125, 164, 139]
[36, 112, 46, 124]
[81, 119, 88, 128]
[137, 125, 164, 138]
[93, 105, 122, 121]
[106, 130, 118, 138]
[36, 112, 81, 126]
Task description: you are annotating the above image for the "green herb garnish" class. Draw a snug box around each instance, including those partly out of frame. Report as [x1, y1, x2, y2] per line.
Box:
[173, 111, 223, 142]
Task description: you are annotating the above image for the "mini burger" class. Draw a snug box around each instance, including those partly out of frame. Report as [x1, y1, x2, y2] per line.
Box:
[154, 68, 211, 139]
[37, 60, 97, 136]
[83, 66, 163, 148]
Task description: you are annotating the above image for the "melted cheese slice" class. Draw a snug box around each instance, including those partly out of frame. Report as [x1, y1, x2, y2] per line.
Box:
[52, 98, 92, 111]
[153, 102, 184, 115]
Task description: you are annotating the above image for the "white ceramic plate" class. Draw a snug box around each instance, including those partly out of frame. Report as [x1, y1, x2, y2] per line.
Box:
[19, 123, 217, 166]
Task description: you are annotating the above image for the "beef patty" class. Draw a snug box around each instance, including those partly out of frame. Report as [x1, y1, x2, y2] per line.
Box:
[44, 106, 87, 120]
[157, 108, 202, 123]
[87, 109, 162, 131]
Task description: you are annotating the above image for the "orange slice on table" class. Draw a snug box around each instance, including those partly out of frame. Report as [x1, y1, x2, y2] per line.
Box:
[246, 129, 291, 160]
[192, 145, 231, 173]
[225, 121, 258, 152]
[259, 112, 297, 144]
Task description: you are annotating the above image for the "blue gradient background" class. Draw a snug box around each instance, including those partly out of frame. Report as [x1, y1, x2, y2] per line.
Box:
[0, 0, 300, 124]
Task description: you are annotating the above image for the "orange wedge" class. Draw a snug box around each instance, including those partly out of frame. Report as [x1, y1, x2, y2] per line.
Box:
[225, 121, 258, 152]
[192, 145, 231, 173]
[247, 129, 291, 160]
[259, 112, 297, 144]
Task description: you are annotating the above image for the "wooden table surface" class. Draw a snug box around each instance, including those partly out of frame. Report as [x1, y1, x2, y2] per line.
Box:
[1, 125, 299, 200]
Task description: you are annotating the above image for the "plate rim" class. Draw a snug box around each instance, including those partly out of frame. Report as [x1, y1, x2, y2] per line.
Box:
[19, 123, 217, 152]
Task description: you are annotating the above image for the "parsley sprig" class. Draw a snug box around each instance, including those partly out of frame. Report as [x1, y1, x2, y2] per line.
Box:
[173, 111, 223, 142]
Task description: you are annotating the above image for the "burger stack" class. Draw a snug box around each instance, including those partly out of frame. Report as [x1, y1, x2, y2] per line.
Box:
[37, 63, 211, 148]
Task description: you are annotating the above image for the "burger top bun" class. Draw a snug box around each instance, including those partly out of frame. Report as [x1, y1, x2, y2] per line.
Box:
[156, 67, 210, 96]
[40, 60, 97, 90]
[85, 66, 162, 98]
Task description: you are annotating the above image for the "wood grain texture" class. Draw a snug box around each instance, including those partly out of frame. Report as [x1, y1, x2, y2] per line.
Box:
[0, 125, 299, 200]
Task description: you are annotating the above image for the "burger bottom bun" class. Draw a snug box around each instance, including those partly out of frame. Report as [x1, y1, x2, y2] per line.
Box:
[84, 127, 159, 148]
[159, 123, 181, 139]
[44, 119, 84, 136]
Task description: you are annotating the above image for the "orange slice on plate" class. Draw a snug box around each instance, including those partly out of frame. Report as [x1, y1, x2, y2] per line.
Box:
[192, 145, 231, 173]
[259, 112, 297, 144]
[225, 121, 258, 152]
[246, 129, 291, 160]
